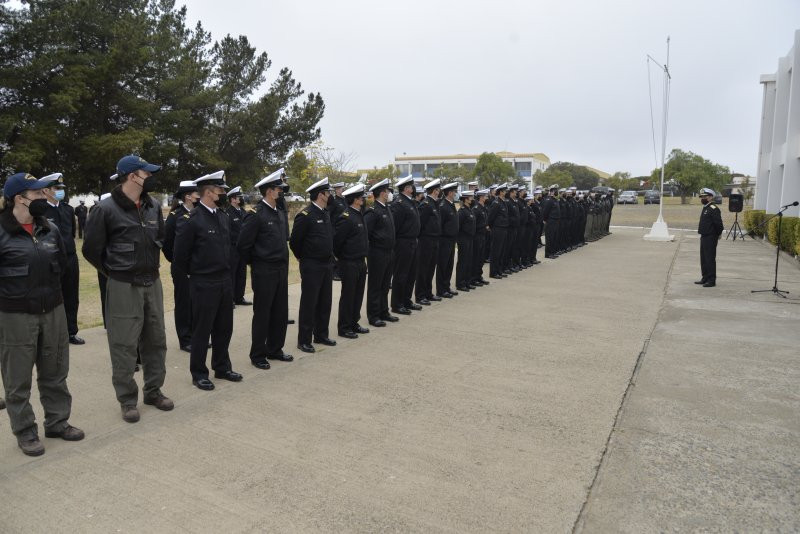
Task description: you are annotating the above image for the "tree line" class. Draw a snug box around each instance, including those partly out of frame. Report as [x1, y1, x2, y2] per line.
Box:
[0, 0, 324, 195]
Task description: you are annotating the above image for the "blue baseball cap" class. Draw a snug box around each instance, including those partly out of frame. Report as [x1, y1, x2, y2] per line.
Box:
[3, 173, 51, 198]
[116, 155, 162, 176]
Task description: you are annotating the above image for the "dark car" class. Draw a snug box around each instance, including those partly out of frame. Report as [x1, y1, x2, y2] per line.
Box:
[644, 190, 661, 204]
[712, 190, 723, 204]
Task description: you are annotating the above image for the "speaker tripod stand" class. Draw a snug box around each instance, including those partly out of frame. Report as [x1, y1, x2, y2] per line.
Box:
[725, 212, 745, 241]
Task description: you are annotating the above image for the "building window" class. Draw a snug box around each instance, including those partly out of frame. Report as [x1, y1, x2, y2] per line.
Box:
[411, 164, 425, 177]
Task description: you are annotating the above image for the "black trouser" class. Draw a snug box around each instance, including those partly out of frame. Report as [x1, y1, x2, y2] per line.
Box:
[472, 233, 486, 282]
[545, 220, 558, 256]
[77, 220, 86, 239]
[249, 262, 288, 363]
[515, 226, 527, 265]
[391, 238, 417, 310]
[367, 247, 392, 321]
[455, 237, 473, 288]
[532, 224, 541, 261]
[436, 238, 455, 295]
[338, 257, 367, 333]
[189, 276, 233, 381]
[99, 272, 108, 328]
[171, 264, 192, 348]
[700, 234, 718, 283]
[489, 227, 507, 276]
[503, 228, 516, 270]
[231, 247, 247, 303]
[61, 253, 79, 336]
[416, 236, 438, 300]
[298, 258, 333, 345]
[485, 230, 492, 261]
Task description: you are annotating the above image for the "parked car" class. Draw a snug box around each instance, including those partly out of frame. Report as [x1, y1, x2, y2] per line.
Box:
[643, 190, 661, 204]
[285, 193, 305, 202]
[711, 190, 723, 204]
[617, 191, 638, 204]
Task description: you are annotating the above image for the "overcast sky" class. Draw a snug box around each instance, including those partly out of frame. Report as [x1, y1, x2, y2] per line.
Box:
[183, 0, 799, 177]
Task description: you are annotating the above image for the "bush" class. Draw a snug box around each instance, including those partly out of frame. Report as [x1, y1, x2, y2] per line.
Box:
[767, 216, 798, 255]
[743, 209, 766, 237]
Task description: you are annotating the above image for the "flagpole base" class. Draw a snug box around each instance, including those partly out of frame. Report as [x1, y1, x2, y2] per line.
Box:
[643, 219, 675, 241]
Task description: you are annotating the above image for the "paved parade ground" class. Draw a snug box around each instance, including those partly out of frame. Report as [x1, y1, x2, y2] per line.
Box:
[1, 228, 798, 532]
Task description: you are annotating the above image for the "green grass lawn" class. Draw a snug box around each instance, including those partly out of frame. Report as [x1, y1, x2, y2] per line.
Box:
[610, 197, 743, 230]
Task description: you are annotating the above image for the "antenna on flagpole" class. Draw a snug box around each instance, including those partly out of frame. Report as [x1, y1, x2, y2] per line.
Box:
[644, 36, 675, 242]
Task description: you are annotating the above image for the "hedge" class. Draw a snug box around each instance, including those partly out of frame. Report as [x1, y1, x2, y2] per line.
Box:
[767, 216, 798, 255]
[743, 209, 767, 237]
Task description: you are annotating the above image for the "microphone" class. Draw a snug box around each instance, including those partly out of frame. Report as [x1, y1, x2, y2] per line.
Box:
[781, 201, 799, 208]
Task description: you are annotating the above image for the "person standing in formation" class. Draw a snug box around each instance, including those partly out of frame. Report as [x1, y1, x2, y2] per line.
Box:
[436, 182, 459, 298]
[363, 179, 397, 328]
[226, 186, 251, 306]
[455, 190, 476, 292]
[334, 184, 370, 339]
[471, 188, 491, 286]
[488, 183, 509, 278]
[415, 178, 441, 306]
[390, 176, 421, 315]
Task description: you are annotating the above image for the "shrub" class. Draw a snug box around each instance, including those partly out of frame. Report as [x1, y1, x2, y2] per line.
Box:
[743, 209, 766, 237]
[767, 216, 798, 255]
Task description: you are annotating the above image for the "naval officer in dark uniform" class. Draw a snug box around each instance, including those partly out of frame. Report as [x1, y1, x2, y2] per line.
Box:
[226, 186, 251, 306]
[290, 177, 337, 353]
[471, 188, 490, 286]
[390, 176, 421, 315]
[487, 183, 509, 278]
[238, 169, 292, 369]
[416, 178, 442, 305]
[334, 184, 370, 339]
[364, 179, 397, 327]
[173, 171, 242, 391]
[436, 182, 459, 297]
[455, 190, 476, 291]
[696, 187, 724, 287]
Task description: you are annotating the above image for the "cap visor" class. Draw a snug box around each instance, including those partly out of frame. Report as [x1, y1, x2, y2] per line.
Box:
[143, 163, 162, 173]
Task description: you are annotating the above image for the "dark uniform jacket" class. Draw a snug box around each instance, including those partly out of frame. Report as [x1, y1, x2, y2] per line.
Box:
[390, 194, 421, 239]
[83, 186, 164, 286]
[0, 209, 66, 314]
[518, 198, 529, 226]
[473, 203, 488, 233]
[541, 196, 560, 221]
[507, 198, 520, 228]
[173, 204, 231, 279]
[44, 201, 76, 255]
[334, 205, 369, 260]
[74, 204, 88, 223]
[226, 205, 246, 247]
[528, 201, 541, 227]
[290, 202, 333, 261]
[364, 200, 395, 250]
[329, 194, 347, 221]
[698, 203, 724, 236]
[457, 205, 476, 238]
[163, 203, 191, 262]
[237, 200, 289, 266]
[276, 196, 290, 241]
[418, 196, 441, 237]
[487, 196, 509, 227]
[439, 199, 459, 239]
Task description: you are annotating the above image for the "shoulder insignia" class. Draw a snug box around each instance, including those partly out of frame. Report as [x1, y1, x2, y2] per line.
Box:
[300, 210, 308, 216]
[343, 211, 350, 217]
[709, 204, 717, 210]
[182, 214, 190, 219]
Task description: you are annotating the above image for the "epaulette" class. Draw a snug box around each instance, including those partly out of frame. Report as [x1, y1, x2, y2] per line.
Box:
[245, 207, 256, 214]
[298, 209, 308, 216]
[709, 204, 718, 210]
[187, 210, 198, 218]
[343, 211, 349, 217]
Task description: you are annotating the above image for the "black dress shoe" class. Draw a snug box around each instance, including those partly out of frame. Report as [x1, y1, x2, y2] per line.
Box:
[69, 335, 85, 345]
[369, 319, 387, 327]
[437, 293, 452, 299]
[490, 274, 503, 279]
[180, 344, 192, 353]
[392, 307, 412, 315]
[408, 303, 423, 311]
[214, 370, 243, 382]
[298, 343, 315, 353]
[234, 299, 253, 306]
[694, 279, 706, 284]
[416, 299, 431, 306]
[702, 282, 716, 287]
[429, 295, 442, 302]
[287, 319, 295, 324]
[251, 360, 271, 370]
[314, 337, 337, 346]
[267, 353, 294, 362]
[381, 314, 400, 322]
[532, 260, 541, 265]
[339, 331, 358, 339]
[192, 378, 215, 391]
[354, 325, 370, 334]
[448, 290, 459, 296]
[468, 284, 478, 289]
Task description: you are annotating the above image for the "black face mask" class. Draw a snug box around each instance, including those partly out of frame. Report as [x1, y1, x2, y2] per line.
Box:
[27, 198, 48, 217]
[141, 176, 158, 193]
[214, 196, 227, 208]
[701, 198, 709, 205]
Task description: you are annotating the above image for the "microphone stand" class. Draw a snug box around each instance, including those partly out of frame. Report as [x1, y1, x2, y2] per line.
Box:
[750, 203, 795, 298]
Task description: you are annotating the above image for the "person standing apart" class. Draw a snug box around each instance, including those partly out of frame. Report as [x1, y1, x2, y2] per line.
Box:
[334, 184, 370, 339]
[0, 173, 84, 456]
[41, 173, 84, 345]
[163, 180, 199, 352]
[238, 170, 292, 370]
[364, 179, 397, 327]
[696, 187, 724, 288]
[83, 155, 174, 423]
[75, 200, 88, 239]
[173, 171, 242, 390]
[290, 178, 337, 354]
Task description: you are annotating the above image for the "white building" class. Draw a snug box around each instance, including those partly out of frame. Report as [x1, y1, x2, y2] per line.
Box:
[754, 29, 800, 216]
[393, 151, 551, 190]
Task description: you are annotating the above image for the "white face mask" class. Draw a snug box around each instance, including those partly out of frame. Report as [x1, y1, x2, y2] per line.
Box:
[387, 192, 394, 202]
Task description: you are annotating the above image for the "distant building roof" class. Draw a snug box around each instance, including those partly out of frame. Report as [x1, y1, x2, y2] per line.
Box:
[395, 152, 551, 164]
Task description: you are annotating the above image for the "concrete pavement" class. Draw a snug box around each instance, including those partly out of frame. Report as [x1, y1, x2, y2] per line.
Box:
[0, 228, 797, 532]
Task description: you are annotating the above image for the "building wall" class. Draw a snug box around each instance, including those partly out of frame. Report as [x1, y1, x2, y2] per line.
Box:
[393, 152, 550, 185]
[755, 29, 800, 216]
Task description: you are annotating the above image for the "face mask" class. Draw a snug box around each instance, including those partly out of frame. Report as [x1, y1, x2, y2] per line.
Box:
[141, 176, 158, 193]
[191, 200, 199, 208]
[701, 198, 709, 205]
[387, 192, 394, 202]
[54, 189, 65, 201]
[214, 196, 227, 208]
[27, 198, 49, 217]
